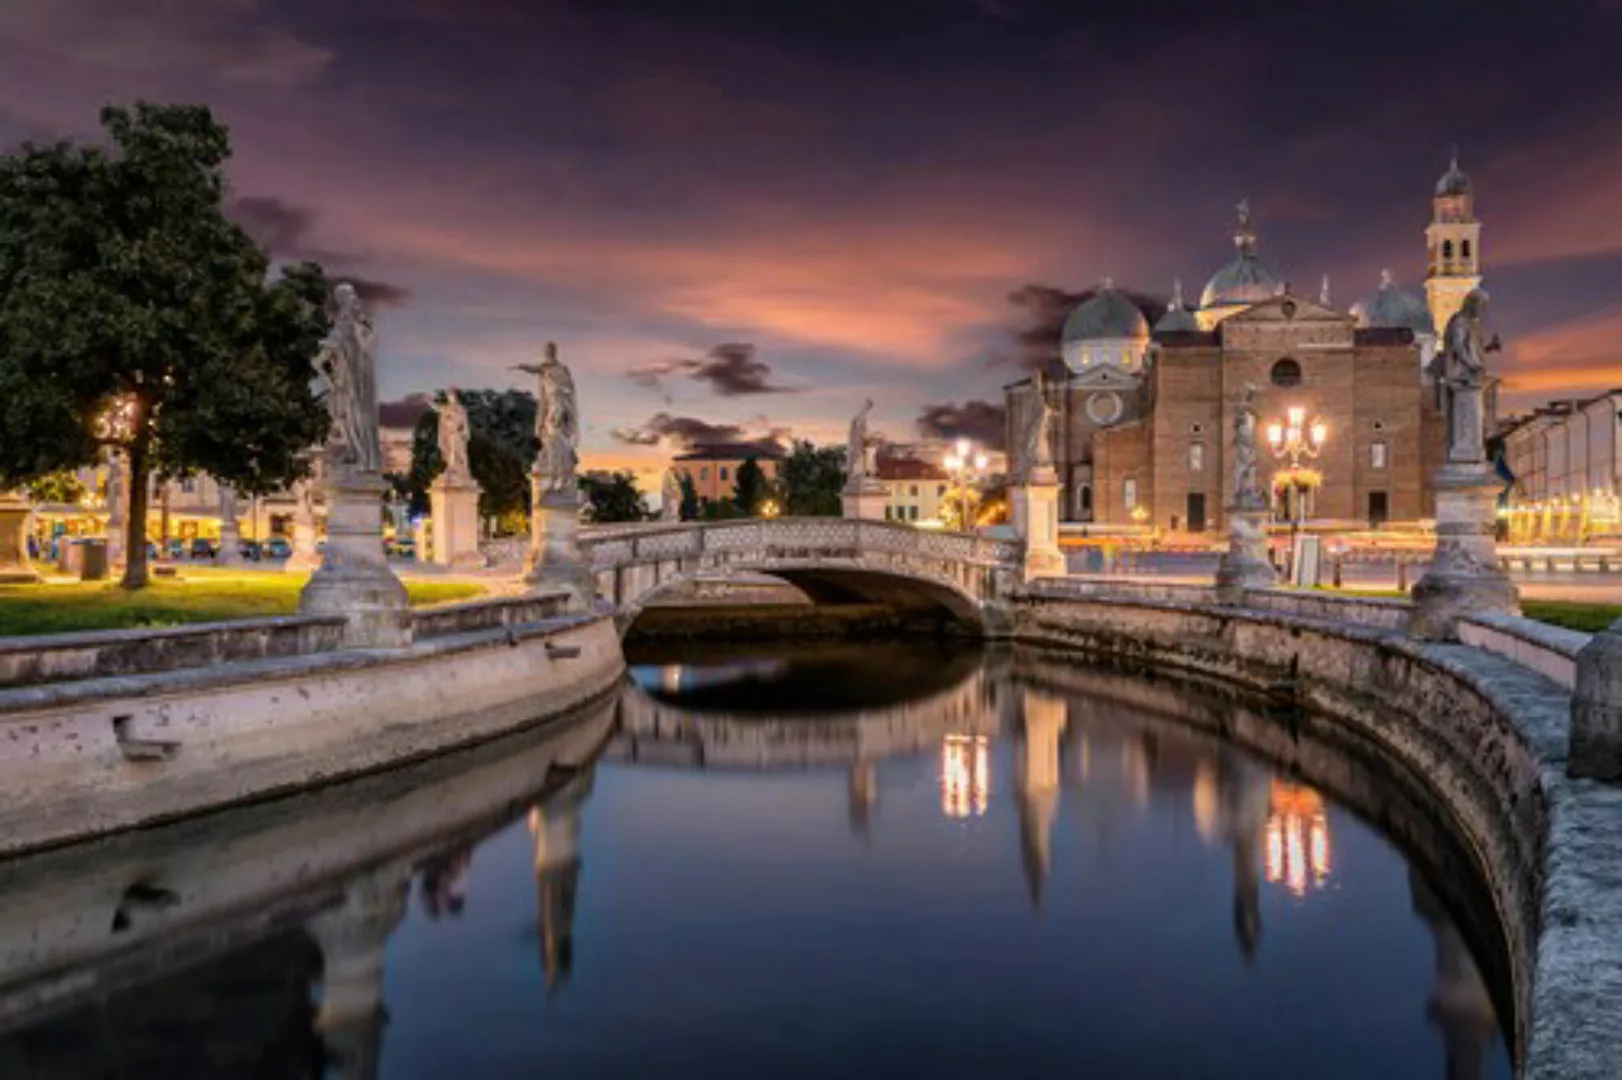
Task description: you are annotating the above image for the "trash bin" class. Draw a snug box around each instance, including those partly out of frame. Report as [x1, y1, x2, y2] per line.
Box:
[62, 538, 109, 581]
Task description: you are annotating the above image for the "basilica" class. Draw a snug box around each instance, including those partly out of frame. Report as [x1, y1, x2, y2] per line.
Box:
[1007, 155, 1484, 535]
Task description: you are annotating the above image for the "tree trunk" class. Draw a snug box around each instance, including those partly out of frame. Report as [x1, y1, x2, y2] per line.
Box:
[121, 432, 152, 590]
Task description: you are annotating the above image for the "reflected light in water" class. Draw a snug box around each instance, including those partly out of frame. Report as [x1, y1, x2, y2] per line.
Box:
[941, 734, 990, 818]
[1264, 781, 1332, 896]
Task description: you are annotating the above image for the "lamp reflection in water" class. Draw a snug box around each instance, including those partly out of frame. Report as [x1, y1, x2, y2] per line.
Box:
[941, 733, 990, 818]
[1264, 780, 1332, 897]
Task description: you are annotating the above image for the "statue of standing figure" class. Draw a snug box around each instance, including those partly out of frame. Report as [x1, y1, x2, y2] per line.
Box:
[1439, 289, 1498, 466]
[318, 283, 382, 477]
[1019, 371, 1055, 481]
[1232, 383, 1265, 510]
[846, 400, 874, 486]
[661, 469, 682, 521]
[515, 342, 579, 497]
[437, 389, 472, 480]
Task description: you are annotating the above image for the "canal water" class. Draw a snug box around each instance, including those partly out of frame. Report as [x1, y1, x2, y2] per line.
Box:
[0, 642, 1514, 1079]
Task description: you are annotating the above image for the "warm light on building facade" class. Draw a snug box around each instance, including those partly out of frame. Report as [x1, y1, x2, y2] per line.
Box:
[1264, 780, 1332, 896]
[941, 733, 990, 818]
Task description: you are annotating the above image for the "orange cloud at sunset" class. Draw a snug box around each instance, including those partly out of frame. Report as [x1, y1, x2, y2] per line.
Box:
[1499, 307, 1622, 405]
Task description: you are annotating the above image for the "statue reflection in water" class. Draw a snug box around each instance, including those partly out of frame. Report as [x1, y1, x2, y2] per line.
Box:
[419, 844, 473, 919]
[528, 767, 594, 996]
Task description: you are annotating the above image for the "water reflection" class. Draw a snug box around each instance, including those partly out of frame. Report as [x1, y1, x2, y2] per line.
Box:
[0, 644, 1513, 1079]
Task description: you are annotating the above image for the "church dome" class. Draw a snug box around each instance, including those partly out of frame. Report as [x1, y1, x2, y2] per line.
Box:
[1435, 150, 1471, 197]
[1062, 280, 1150, 343]
[1356, 269, 1435, 336]
[1153, 278, 1199, 333]
[1199, 200, 1280, 310]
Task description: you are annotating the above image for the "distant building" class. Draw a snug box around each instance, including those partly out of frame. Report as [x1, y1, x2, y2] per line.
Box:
[671, 441, 785, 506]
[1004, 157, 1483, 535]
[1499, 392, 1622, 541]
[878, 458, 949, 524]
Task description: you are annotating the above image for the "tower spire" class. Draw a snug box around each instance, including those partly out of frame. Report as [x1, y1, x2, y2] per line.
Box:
[1319, 274, 1331, 306]
[1233, 198, 1256, 254]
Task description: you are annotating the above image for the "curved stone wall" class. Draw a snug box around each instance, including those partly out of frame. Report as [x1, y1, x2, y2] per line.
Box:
[0, 611, 625, 857]
[1011, 588, 1563, 1070]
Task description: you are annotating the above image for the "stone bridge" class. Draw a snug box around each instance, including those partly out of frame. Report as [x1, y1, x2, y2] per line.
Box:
[579, 518, 1024, 629]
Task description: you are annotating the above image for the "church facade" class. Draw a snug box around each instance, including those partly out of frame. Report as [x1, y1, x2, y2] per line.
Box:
[1006, 156, 1484, 536]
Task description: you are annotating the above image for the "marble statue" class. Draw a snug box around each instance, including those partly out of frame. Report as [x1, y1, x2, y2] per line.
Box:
[661, 469, 681, 521]
[1019, 372, 1054, 480]
[1232, 383, 1264, 509]
[846, 400, 874, 484]
[516, 342, 578, 496]
[1439, 289, 1498, 466]
[318, 284, 381, 476]
[437, 389, 471, 480]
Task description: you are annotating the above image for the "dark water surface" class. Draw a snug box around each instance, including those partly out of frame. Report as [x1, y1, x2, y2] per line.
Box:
[0, 642, 1513, 1080]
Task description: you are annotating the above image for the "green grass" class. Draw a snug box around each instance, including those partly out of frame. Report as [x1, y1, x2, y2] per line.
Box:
[1518, 600, 1622, 634]
[0, 568, 485, 636]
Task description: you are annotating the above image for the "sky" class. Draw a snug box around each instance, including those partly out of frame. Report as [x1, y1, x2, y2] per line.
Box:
[2, 0, 1620, 478]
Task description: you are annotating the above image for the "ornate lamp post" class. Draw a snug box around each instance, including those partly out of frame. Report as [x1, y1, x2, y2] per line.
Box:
[942, 438, 990, 532]
[1265, 407, 1327, 530]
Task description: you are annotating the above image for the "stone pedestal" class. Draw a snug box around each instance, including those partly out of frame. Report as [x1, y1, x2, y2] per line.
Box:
[299, 471, 411, 648]
[1010, 471, 1065, 581]
[429, 474, 486, 569]
[307, 867, 410, 1080]
[217, 492, 243, 566]
[524, 475, 593, 608]
[1410, 464, 1518, 641]
[1571, 622, 1622, 782]
[1215, 505, 1275, 603]
[841, 479, 887, 521]
[0, 493, 39, 584]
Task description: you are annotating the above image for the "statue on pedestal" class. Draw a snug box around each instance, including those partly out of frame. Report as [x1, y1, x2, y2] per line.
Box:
[1438, 289, 1498, 467]
[517, 342, 578, 498]
[1232, 383, 1265, 511]
[846, 400, 874, 487]
[318, 284, 382, 479]
[1017, 372, 1054, 483]
[437, 389, 472, 481]
[1216, 382, 1276, 600]
[661, 469, 681, 522]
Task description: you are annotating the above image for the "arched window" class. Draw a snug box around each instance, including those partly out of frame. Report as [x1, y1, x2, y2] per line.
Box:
[1442, 239, 1454, 260]
[1270, 358, 1303, 388]
[1461, 239, 1472, 259]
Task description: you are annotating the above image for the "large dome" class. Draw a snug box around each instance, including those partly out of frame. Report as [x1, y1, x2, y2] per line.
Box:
[1435, 150, 1472, 197]
[1062, 282, 1150, 343]
[1199, 199, 1280, 310]
[1355, 269, 1434, 336]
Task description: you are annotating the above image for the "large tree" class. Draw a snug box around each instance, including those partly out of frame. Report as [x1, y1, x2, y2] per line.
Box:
[778, 440, 845, 516]
[406, 388, 537, 529]
[678, 472, 699, 521]
[581, 471, 648, 523]
[0, 103, 332, 588]
[732, 457, 769, 516]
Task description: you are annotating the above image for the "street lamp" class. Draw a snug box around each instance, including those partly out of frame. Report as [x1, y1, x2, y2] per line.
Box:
[1266, 407, 1327, 529]
[943, 438, 990, 532]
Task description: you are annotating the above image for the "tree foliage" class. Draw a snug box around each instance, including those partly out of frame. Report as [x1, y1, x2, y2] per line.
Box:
[405, 388, 537, 527]
[0, 102, 332, 587]
[778, 440, 845, 516]
[581, 471, 648, 523]
[678, 472, 699, 521]
[24, 470, 88, 506]
[732, 456, 768, 515]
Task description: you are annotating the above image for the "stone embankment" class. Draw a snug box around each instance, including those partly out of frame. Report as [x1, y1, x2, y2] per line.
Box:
[1012, 577, 1622, 1080]
[0, 592, 624, 856]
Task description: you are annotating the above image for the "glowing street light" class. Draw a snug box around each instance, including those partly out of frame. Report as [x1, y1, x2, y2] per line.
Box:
[943, 439, 990, 532]
[1266, 407, 1327, 528]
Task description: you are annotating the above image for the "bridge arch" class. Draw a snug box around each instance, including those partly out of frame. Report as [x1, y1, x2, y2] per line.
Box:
[580, 519, 1022, 634]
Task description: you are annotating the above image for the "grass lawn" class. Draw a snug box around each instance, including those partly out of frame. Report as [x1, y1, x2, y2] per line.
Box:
[1518, 600, 1622, 634]
[0, 568, 486, 636]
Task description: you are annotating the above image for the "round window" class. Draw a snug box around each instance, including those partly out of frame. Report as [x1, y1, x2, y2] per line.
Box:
[1086, 391, 1123, 425]
[1270, 358, 1303, 388]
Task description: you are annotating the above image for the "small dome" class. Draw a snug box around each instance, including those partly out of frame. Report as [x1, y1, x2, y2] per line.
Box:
[1199, 199, 1280, 310]
[1435, 149, 1471, 197]
[1062, 280, 1150, 343]
[1356, 269, 1435, 336]
[1154, 278, 1199, 333]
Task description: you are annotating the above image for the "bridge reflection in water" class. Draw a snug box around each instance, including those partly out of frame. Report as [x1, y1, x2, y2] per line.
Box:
[0, 645, 1511, 1079]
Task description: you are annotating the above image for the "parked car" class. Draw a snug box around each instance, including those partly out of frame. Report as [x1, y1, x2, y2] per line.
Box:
[266, 537, 292, 559]
[165, 538, 185, 559]
[386, 537, 416, 560]
[237, 539, 263, 561]
[189, 537, 216, 560]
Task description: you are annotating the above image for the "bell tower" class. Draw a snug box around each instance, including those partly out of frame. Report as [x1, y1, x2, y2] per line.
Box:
[1425, 149, 1483, 334]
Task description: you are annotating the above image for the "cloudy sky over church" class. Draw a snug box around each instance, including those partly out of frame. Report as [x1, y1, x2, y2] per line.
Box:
[2, 0, 1619, 471]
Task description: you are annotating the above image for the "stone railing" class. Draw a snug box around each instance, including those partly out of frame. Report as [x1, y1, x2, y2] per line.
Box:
[1459, 612, 1588, 693]
[581, 517, 1020, 572]
[410, 592, 572, 638]
[0, 615, 347, 690]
